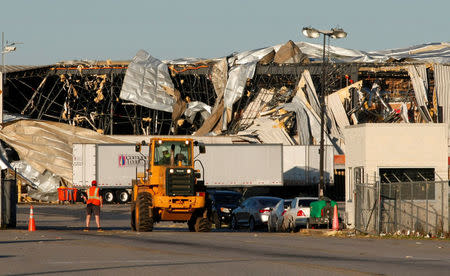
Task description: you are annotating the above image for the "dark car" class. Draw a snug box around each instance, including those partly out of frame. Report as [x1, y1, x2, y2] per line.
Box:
[230, 196, 282, 232]
[207, 190, 242, 229]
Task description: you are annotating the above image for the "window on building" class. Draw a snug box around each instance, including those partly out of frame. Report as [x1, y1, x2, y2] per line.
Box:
[379, 168, 435, 200]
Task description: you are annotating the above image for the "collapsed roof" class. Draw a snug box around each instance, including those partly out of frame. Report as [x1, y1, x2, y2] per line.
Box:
[1, 40, 450, 197]
[2, 41, 450, 151]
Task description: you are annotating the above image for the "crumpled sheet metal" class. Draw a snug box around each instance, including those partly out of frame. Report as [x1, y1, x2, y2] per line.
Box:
[120, 50, 175, 112]
[295, 42, 450, 63]
[326, 92, 350, 131]
[407, 65, 432, 122]
[0, 120, 123, 184]
[223, 62, 257, 109]
[237, 117, 295, 145]
[326, 81, 362, 132]
[434, 64, 450, 133]
[283, 96, 332, 146]
[184, 101, 212, 124]
[223, 46, 282, 119]
[297, 70, 321, 116]
[12, 160, 61, 195]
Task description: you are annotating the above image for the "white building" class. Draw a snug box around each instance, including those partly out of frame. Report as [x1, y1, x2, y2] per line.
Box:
[344, 123, 448, 233]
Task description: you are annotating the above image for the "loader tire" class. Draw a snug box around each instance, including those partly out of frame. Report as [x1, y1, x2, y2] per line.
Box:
[195, 217, 211, 232]
[131, 203, 136, 231]
[136, 192, 153, 232]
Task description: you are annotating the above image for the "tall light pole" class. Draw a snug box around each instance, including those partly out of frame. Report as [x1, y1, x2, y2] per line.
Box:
[1, 32, 20, 125]
[302, 26, 347, 198]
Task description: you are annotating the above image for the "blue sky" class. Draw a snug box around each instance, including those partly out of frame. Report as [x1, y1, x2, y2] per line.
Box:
[1, 0, 448, 65]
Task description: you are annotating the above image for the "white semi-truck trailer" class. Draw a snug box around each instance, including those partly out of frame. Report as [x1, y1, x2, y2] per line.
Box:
[73, 143, 334, 203]
[72, 143, 148, 203]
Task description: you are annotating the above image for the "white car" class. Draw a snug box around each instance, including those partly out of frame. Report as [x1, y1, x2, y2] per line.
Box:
[284, 197, 318, 231]
[267, 199, 292, 232]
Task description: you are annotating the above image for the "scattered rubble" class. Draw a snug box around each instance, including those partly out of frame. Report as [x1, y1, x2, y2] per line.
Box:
[1, 41, 450, 196]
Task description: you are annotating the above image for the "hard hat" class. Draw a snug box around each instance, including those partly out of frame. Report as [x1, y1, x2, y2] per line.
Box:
[161, 146, 168, 152]
[92, 180, 97, 186]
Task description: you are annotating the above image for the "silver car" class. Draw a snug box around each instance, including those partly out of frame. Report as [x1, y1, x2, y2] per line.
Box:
[230, 196, 282, 231]
[267, 198, 292, 232]
[284, 197, 318, 231]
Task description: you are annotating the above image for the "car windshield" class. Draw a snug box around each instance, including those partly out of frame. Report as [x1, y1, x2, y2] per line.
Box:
[258, 198, 281, 207]
[214, 193, 241, 204]
[154, 141, 192, 166]
[298, 199, 316, 207]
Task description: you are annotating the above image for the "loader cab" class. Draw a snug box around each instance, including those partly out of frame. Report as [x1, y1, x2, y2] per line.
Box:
[153, 140, 192, 167]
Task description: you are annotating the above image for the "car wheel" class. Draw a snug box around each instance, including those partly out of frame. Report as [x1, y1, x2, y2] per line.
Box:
[248, 217, 255, 232]
[268, 221, 274, 232]
[214, 213, 221, 230]
[230, 216, 238, 230]
[289, 218, 296, 232]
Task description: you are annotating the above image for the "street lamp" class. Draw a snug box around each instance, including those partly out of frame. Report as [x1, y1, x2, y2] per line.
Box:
[302, 26, 347, 198]
[1, 32, 21, 125]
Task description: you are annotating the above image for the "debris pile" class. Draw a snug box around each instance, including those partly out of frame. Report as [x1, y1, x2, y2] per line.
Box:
[1, 41, 450, 197]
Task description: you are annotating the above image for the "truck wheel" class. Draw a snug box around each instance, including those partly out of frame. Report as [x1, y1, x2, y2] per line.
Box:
[136, 192, 153, 232]
[117, 190, 130, 204]
[188, 216, 196, 232]
[103, 191, 115, 204]
[195, 217, 211, 232]
[131, 203, 136, 231]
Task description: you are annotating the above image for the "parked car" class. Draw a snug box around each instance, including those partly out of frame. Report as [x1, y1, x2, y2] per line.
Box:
[283, 197, 318, 231]
[267, 198, 292, 232]
[230, 196, 282, 231]
[208, 190, 242, 229]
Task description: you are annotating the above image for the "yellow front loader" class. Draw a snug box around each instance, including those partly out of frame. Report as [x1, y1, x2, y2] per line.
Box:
[131, 138, 211, 232]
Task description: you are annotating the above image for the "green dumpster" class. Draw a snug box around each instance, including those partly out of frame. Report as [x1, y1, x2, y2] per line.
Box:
[310, 200, 336, 218]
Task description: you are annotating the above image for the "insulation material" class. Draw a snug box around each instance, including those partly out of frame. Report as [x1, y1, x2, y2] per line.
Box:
[237, 117, 295, 145]
[258, 50, 275, 65]
[273, 40, 309, 64]
[120, 50, 175, 112]
[0, 120, 123, 184]
[211, 58, 228, 98]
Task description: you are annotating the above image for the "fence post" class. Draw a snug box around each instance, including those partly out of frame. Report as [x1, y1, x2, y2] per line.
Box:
[377, 181, 381, 235]
[425, 181, 429, 234]
[441, 182, 444, 234]
[411, 181, 414, 231]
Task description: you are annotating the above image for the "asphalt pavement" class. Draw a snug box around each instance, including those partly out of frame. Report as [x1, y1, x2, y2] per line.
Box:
[0, 204, 449, 276]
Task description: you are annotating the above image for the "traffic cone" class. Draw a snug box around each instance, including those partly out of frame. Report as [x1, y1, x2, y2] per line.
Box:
[332, 204, 339, 230]
[28, 205, 36, 232]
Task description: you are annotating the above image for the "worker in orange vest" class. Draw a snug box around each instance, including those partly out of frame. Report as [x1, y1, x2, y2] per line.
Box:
[82, 180, 103, 232]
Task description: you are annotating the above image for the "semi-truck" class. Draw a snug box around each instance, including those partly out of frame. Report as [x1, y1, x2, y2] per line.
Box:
[72, 143, 334, 203]
[72, 143, 148, 203]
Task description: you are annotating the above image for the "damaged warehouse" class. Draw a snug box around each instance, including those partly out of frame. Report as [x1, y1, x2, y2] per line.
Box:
[1, 41, 450, 207]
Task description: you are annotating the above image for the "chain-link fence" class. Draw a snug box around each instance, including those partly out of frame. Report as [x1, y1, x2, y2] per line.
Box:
[355, 180, 448, 235]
